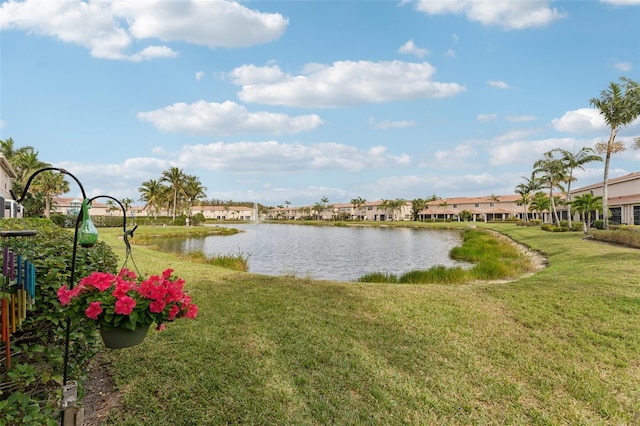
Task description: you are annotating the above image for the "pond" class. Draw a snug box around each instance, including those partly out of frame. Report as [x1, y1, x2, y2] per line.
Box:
[155, 223, 470, 282]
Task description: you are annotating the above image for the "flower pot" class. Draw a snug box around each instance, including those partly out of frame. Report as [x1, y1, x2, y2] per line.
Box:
[100, 324, 150, 349]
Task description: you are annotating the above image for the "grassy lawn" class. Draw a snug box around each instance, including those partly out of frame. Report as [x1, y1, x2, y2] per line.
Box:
[95, 224, 640, 425]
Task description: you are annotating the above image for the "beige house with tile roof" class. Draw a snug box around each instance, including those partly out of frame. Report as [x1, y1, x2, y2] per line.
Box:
[569, 172, 640, 225]
[52, 197, 113, 217]
[265, 171, 639, 224]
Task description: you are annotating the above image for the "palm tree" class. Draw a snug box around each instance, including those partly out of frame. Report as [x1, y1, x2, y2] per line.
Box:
[160, 167, 186, 220]
[183, 175, 207, 218]
[411, 198, 426, 221]
[589, 77, 640, 229]
[533, 151, 566, 224]
[571, 193, 603, 234]
[138, 179, 164, 218]
[529, 191, 550, 222]
[514, 175, 540, 222]
[388, 198, 407, 221]
[312, 202, 324, 220]
[350, 196, 366, 220]
[120, 198, 133, 217]
[377, 199, 391, 221]
[554, 147, 602, 228]
[438, 201, 449, 221]
[0, 137, 17, 159]
[318, 196, 333, 220]
[31, 170, 70, 218]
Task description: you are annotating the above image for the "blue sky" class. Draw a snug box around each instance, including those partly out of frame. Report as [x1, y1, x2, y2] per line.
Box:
[1, 0, 639, 207]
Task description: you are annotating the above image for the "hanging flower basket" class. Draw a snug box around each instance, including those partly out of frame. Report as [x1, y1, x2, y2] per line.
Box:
[57, 268, 198, 349]
[99, 323, 150, 349]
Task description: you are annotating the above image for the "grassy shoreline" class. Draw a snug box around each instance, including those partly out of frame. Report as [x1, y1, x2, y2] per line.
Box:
[94, 223, 640, 425]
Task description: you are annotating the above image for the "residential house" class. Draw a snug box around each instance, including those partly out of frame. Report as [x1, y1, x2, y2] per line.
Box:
[570, 172, 640, 225]
[52, 197, 112, 217]
[0, 155, 19, 218]
[420, 195, 522, 222]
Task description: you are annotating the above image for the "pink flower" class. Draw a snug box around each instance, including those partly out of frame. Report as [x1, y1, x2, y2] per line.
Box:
[80, 272, 115, 292]
[118, 268, 137, 280]
[168, 304, 180, 320]
[57, 286, 73, 305]
[149, 300, 166, 314]
[185, 304, 198, 319]
[162, 269, 174, 279]
[156, 323, 166, 331]
[114, 296, 136, 315]
[112, 279, 133, 298]
[85, 301, 103, 320]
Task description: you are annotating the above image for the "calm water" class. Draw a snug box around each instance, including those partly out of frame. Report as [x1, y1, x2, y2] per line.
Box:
[156, 223, 469, 281]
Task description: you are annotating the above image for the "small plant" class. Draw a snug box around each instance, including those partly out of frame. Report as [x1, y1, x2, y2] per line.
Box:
[57, 268, 198, 331]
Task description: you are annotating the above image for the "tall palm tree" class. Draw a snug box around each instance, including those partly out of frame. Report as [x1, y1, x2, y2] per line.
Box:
[0, 137, 17, 159]
[533, 151, 566, 224]
[514, 175, 540, 222]
[10, 147, 49, 196]
[350, 196, 366, 220]
[183, 175, 207, 218]
[411, 198, 426, 221]
[386, 198, 407, 221]
[160, 167, 186, 220]
[589, 77, 640, 229]
[138, 179, 164, 218]
[31, 170, 70, 218]
[377, 199, 391, 221]
[571, 193, 603, 234]
[554, 147, 602, 228]
[312, 202, 324, 220]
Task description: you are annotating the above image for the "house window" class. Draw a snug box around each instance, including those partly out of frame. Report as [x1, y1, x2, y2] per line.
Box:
[490, 203, 495, 207]
[453, 204, 457, 209]
[474, 203, 479, 208]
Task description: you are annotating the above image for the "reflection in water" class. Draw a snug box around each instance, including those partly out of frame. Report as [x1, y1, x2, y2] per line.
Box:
[156, 224, 469, 281]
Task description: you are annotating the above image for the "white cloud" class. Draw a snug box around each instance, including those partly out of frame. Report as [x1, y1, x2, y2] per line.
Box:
[195, 71, 205, 81]
[493, 128, 542, 143]
[369, 118, 416, 129]
[552, 108, 606, 133]
[506, 115, 537, 122]
[0, 0, 288, 60]
[55, 156, 172, 200]
[477, 113, 497, 122]
[432, 144, 477, 166]
[163, 141, 411, 173]
[231, 61, 466, 108]
[363, 172, 505, 200]
[137, 100, 324, 135]
[415, 0, 566, 30]
[612, 61, 632, 72]
[488, 137, 589, 166]
[600, 0, 640, 5]
[398, 40, 429, 58]
[487, 80, 510, 89]
[443, 48, 457, 58]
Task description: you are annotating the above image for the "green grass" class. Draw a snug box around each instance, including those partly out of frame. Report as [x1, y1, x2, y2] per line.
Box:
[357, 228, 533, 283]
[90, 224, 640, 425]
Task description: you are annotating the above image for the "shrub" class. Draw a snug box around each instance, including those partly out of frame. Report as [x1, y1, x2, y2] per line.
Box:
[399, 266, 468, 284]
[594, 220, 604, 229]
[0, 218, 118, 423]
[357, 272, 398, 283]
[590, 229, 640, 249]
